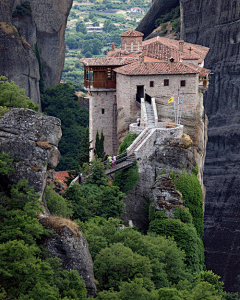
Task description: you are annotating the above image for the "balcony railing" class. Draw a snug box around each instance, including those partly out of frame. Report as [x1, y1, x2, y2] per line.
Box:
[84, 79, 116, 89]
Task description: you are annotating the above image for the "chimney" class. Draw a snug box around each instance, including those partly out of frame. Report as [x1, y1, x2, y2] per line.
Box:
[112, 42, 115, 51]
[179, 40, 184, 52]
[169, 57, 174, 70]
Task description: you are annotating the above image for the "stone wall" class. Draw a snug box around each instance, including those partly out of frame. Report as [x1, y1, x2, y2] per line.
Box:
[121, 36, 143, 52]
[89, 90, 117, 159]
[133, 126, 183, 160]
[116, 72, 199, 145]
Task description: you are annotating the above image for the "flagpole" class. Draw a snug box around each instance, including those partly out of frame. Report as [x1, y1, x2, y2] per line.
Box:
[177, 87, 180, 124]
[173, 93, 176, 123]
[179, 94, 184, 125]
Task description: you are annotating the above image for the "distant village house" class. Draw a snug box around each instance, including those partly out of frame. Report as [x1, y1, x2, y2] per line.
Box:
[131, 7, 143, 13]
[86, 26, 103, 33]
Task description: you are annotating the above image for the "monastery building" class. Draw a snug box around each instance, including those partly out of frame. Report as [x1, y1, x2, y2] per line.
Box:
[80, 30, 210, 159]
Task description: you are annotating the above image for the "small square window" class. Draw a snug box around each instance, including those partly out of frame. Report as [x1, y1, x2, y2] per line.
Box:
[164, 79, 169, 86]
[102, 109, 105, 114]
[180, 80, 186, 87]
[150, 81, 154, 87]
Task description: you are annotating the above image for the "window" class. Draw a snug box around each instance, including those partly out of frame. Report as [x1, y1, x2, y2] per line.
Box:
[180, 80, 186, 87]
[102, 109, 105, 114]
[164, 79, 169, 86]
[150, 81, 154, 87]
[107, 69, 114, 81]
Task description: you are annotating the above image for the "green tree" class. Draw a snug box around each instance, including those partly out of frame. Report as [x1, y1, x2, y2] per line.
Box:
[79, 217, 192, 289]
[0, 76, 38, 114]
[103, 20, 117, 32]
[94, 130, 106, 160]
[0, 152, 14, 176]
[149, 213, 204, 273]
[171, 168, 203, 238]
[76, 20, 87, 34]
[0, 158, 88, 299]
[78, 126, 92, 168]
[41, 83, 89, 170]
[63, 159, 125, 221]
[94, 243, 153, 291]
[113, 132, 139, 193]
[97, 278, 157, 300]
[44, 182, 73, 217]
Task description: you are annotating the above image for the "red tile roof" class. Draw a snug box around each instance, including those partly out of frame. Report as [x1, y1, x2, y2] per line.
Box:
[55, 171, 72, 191]
[114, 61, 199, 76]
[80, 56, 137, 66]
[120, 30, 144, 37]
[142, 36, 209, 63]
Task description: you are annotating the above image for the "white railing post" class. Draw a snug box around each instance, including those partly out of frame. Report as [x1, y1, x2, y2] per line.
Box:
[141, 98, 147, 126]
[151, 98, 158, 127]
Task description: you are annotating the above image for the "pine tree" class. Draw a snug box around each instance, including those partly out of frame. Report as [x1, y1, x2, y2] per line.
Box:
[94, 130, 106, 160]
[78, 127, 93, 168]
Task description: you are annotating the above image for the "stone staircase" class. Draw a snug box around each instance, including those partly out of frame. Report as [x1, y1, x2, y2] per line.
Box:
[145, 102, 155, 128]
[127, 128, 150, 156]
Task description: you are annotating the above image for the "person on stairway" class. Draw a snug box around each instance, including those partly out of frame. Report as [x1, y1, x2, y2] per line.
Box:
[137, 117, 141, 126]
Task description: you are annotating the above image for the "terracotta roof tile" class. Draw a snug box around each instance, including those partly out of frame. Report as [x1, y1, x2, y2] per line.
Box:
[80, 56, 137, 66]
[120, 30, 144, 37]
[114, 61, 199, 76]
[142, 37, 209, 63]
[55, 171, 71, 191]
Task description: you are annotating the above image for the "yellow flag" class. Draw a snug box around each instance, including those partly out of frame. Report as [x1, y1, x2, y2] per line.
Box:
[168, 97, 174, 103]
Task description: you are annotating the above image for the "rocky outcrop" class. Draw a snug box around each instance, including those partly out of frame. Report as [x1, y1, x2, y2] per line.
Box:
[122, 135, 195, 230]
[136, 0, 179, 39]
[180, 0, 240, 293]
[151, 174, 184, 218]
[41, 216, 97, 297]
[0, 109, 96, 294]
[0, 108, 61, 207]
[0, 0, 73, 107]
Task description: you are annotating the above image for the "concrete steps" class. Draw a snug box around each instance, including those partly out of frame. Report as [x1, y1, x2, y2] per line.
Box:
[145, 103, 155, 128]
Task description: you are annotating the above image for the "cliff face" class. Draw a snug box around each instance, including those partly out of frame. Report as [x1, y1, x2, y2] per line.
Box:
[122, 134, 196, 230]
[0, 108, 62, 206]
[0, 109, 96, 295]
[180, 0, 240, 293]
[136, 0, 179, 39]
[0, 0, 73, 107]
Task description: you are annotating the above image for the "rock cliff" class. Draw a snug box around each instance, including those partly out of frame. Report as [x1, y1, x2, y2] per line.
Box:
[180, 0, 240, 293]
[136, 0, 179, 39]
[0, 108, 96, 295]
[122, 134, 196, 230]
[0, 108, 61, 206]
[41, 216, 96, 297]
[0, 0, 73, 107]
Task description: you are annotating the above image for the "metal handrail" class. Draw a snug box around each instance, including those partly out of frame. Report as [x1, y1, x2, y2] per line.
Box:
[103, 152, 127, 165]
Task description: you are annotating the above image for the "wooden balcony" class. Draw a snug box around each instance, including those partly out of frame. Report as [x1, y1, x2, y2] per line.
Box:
[84, 66, 116, 91]
[84, 79, 116, 90]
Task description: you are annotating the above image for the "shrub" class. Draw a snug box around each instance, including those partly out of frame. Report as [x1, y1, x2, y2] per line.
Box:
[0, 76, 38, 112]
[149, 217, 204, 273]
[112, 133, 139, 193]
[171, 168, 203, 238]
[44, 183, 73, 217]
[174, 207, 193, 224]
